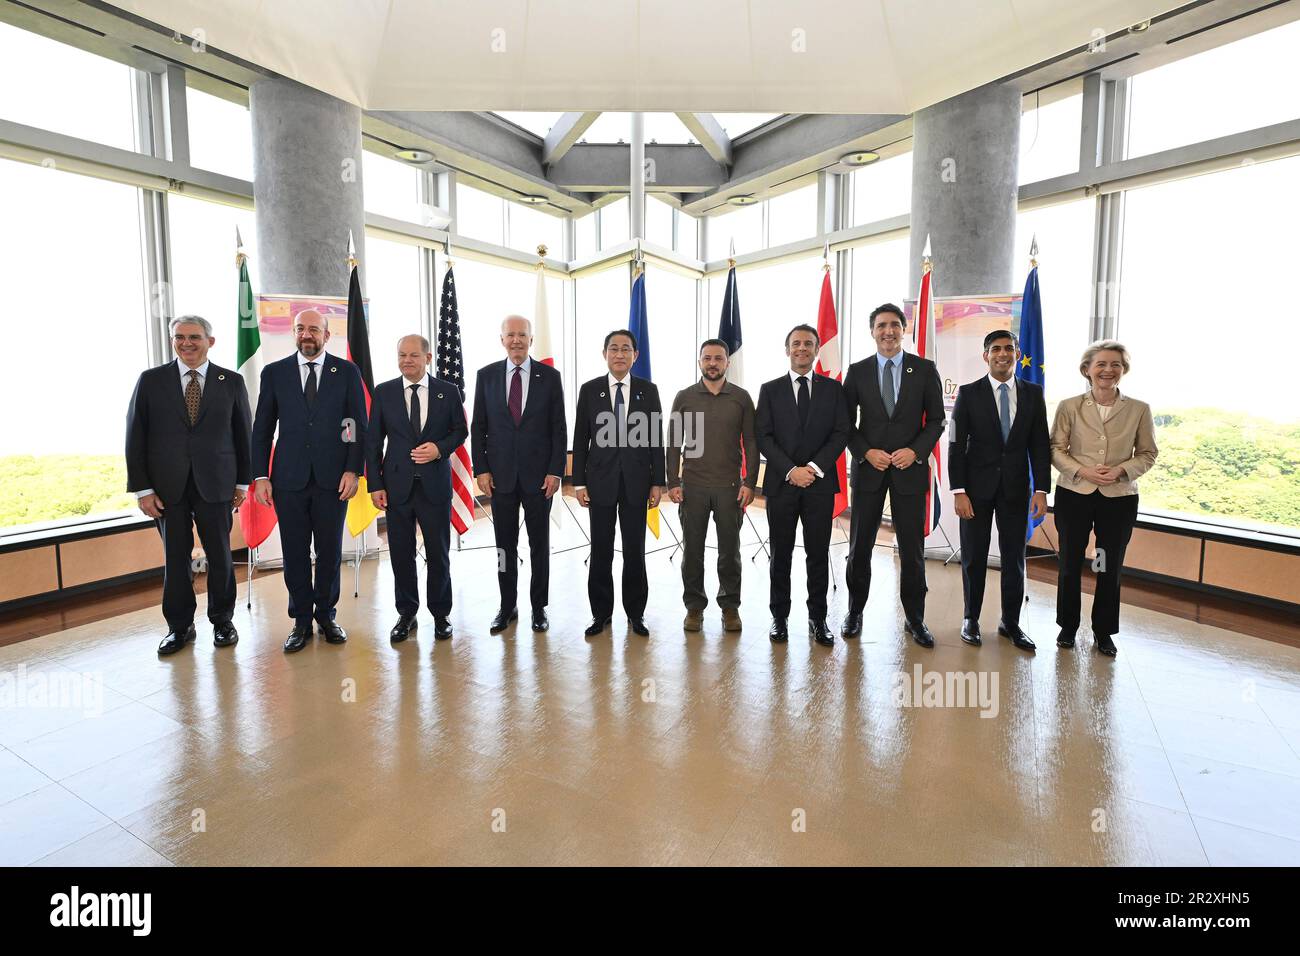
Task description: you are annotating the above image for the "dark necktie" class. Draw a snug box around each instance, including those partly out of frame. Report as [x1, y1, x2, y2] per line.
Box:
[998, 382, 1011, 442]
[184, 369, 201, 426]
[508, 365, 523, 425]
[409, 383, 422, 437]
[796, 375, 809, 425]
[614, 381, 625, 445]
[304, 361, 318, 407]
[882, 360, 896, 417]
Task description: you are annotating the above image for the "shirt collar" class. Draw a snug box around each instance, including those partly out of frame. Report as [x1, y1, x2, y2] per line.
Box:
[789, 369, 812, 387]
[608, 371, 631, 391]
[988, 373, 1014, 392]
[177, 357, 210, 379]
[403, 371, 428, 388]
[876, 351, 903, 368]
[507, 356, 532, 375]
[297, 350, 325, 368]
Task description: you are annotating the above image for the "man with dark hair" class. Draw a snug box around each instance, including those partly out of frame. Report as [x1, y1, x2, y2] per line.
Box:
[572, 331, 664, 637]
[756, 325, 850, 646]
[948, 328, 1050, 650]
[841, 302, 945, 646]
[667, 339, 758, 633]
[603, 328, 639, 352]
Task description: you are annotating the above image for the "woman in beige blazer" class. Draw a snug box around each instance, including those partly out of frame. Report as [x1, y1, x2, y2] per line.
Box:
[1049, 340, 1158, 657]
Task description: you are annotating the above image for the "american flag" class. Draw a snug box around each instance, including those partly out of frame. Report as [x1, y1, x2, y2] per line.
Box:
[437, 266, 475, 535]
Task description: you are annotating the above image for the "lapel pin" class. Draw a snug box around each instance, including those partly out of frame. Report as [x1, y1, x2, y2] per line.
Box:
[600, 392, 606, 398]
[437, 393, 443, 399]
[906, 367, 913, 373]
[217, 374, 225, 380]
[330, 366, 338, 373]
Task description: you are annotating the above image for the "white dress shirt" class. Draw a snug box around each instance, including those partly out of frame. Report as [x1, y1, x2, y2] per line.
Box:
[403, 373, 431, 433]
[504, 356, 532, 412]
[298, 349, 325, 391]
[785, 369, 824, 482]
[951, 375, 1022, 496]
[575, 372, 633, 492]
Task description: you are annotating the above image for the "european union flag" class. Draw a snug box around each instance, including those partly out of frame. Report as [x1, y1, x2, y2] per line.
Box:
[629, 268, 650, 379]
[1016, 265, 1046, 542]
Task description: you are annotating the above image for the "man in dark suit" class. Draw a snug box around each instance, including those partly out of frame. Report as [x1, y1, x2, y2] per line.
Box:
[572, 329, 665, 638]
[126, 315, 252, 656]
[251, 309, 368, 653]
[841, 302, 946, 646]
[365, 334, 468, 643]
[471, 315, 566, 634]
[949, 329, 1051, 651]
[756, 324, 851, 647]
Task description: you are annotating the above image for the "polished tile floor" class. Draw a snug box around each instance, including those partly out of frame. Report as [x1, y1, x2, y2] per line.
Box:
[3, 503, 1299, 866]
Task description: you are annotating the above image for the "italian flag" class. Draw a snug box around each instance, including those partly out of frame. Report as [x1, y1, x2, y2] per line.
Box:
[236, 249, 277, 549]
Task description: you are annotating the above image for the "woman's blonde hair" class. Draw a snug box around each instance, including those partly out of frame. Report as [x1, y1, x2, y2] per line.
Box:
[1079, 339, 1131, 381]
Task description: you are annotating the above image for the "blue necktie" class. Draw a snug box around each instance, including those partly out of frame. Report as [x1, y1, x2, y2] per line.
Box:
[882, 361, 895, 417]
[998, 382, 1011, 442]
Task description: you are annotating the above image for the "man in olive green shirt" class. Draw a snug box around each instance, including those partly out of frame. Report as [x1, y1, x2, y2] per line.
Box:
[667, 339, 758, 633]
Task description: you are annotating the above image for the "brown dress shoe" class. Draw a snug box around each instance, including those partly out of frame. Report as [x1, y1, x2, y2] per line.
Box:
[722, 608, 742, 632]
[683, 609, 704, 632]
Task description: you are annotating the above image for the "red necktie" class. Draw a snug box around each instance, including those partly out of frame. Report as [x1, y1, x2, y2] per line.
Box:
[508, 366, 523, 425]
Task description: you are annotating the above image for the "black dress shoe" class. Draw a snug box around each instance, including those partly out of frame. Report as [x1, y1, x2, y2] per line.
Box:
[960, 619, 982, 646]
[1056, 627, 1077, 649]
[629, 617, 649, 637]
[531, 609, 549, 632]
[584, 616, 611, 637]
[390, 615, 417, 642]
[283, 623, 313, 653]
[1095, 632, 1118, 657]
[769, 618, 789, 643]
[317, 619, 347, 644]
[809, 620, 834, 647]
[434, 616, 453, 640]
[904, 619, 935, 648]
[157, 623, 196, 656]
[998, 622, 1036, 651]
[213, 621, 239, 647]
[489, 607, 518, 633]
[841, 612, 863, 638]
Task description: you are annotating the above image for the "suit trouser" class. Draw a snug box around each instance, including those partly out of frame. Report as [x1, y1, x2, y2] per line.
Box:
[492, 480, 552, 611]
[680, 483, 744, 612]
[588, 474, 649, 620]
[1054, 487, 1138, 637]
[156, 472, 235, 632]
[386, 478, 453, 618]
[767, 488, 834, 620]
[275, 478, 348, 626]
[959, 486, 1030, 626]
[844, 470, 927, 623]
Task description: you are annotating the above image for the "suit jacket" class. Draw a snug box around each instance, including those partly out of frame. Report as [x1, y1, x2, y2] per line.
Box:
[571, 375, 665, 505]
[251, 352, 368, 492]
[755, 372, 851, 498]
[1051, 390, 1158, 497]
[125, 360, 252, 505]
[948, 376, 1051, 501]
[842, 351, 946, 494]
[364, 373, 468, 505]
[471, 358, 566, 494]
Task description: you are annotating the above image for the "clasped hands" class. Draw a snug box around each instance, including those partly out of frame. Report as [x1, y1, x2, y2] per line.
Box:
[1079, 464, 1125, 486]
[864, 448, 917, 471]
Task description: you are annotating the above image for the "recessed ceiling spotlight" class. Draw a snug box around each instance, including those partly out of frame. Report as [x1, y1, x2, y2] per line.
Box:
[839, 150, 880, 167]
[1127, 20, 1151, 34]
[394, 147, 436, 164]
[727, 194, 758, 206]
[517, 194, 549, 205]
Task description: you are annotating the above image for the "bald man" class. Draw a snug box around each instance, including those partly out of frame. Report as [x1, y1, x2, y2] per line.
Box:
[470, 316, 566, 634]
[365, 334, 467, 642]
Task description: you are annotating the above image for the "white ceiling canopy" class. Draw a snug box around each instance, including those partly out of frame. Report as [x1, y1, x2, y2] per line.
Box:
[115, 0, 1178, 114]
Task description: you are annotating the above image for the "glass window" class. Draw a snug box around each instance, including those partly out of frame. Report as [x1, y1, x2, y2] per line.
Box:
[492, 112, 564, 137]
[645, 196, 674, 249]
[678, 209, 700, 256]
[507, 201, 564, 256]
[167, 194, 258, 372]
[444, 258, 564, 423]
[1012, 199, 1096, 412]
[362, 237, 424, 378]
[706, 203, 763, 260]
[455, 182, 504, 245]
[767, 183, 818, 246]
[583, 112, 694, 144]
[1018, 92, 1082, 184]
[0, 159, 146, 531]
[849, 236, 910, 365]
[362, 151, 421, 223]
[713, 114, 781, 138]
[600, 197, 629, 249]
[576, 266, 632, 391]
[639, 268, 699, 405]
[852, 154, 912, 225]
[1116, 155, 1300, 535]
[186, 86, 253, 181]
[0, 21, 137, 152]
[1127, 20, 1300, 159]
[574, 210, 597, 259]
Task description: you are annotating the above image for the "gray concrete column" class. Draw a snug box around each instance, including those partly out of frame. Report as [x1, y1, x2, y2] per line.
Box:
[909, 83, 1020, 296]
[251, 77, 365, 296]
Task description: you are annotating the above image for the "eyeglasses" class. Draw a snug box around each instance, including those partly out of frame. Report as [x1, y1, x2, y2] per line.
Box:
[606, 346, 635, 354]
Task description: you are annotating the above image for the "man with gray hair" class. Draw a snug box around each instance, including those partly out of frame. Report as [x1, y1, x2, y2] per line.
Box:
[126, 315, 252, 655]
[471, 314, 566, 634]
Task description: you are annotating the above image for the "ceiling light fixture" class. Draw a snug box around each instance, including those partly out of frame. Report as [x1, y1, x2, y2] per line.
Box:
[839, 150, 881, 167]
[394, 147, 436, 164]
[727, 194, 758, 206]
[517, 194, 549, 205]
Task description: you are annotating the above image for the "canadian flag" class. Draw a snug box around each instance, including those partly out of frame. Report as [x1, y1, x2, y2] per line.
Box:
[813, 268, 848, 518]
